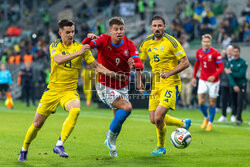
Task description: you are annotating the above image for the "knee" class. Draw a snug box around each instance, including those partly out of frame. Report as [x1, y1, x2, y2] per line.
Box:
[121, 103, 133, 111]
[33, 120, 44, 128]
[66, 100, 80, 111]
[150, 118, 155, 124]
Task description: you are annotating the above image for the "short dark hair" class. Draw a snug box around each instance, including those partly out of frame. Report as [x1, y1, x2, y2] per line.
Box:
[233, 45, 240, 52]
[58, 19, 74, 29]
[151, 15, 165, 25]
[109, 17, 124, 27]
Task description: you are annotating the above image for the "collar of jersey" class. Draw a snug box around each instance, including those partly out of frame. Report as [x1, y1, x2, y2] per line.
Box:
[202, 48, 211, 53]
[111, 40, 124, 47]
[60, 39, 76, 46]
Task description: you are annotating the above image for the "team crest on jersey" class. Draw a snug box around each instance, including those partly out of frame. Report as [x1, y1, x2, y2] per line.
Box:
[199, 55, 202, 58]
[148, 48, 151, 52]
[110, 91, 115, 96]
[160, 46, 164, 52]
[52, 49, 56, 54]
[124, 49, 129, 57]
[154, 48, 159, 51]
[208, 54, 212, 61]
[108, 46, 112, 50]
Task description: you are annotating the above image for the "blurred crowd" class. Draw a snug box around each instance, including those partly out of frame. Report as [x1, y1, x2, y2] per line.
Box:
[171, 0, 250, 47]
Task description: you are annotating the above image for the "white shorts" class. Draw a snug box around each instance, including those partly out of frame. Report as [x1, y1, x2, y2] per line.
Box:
[96, 82, 129, 109]
[197, 79, 220, 98]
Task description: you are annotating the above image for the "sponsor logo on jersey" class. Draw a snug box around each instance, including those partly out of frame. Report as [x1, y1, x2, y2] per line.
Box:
[154, 48, 159, 51]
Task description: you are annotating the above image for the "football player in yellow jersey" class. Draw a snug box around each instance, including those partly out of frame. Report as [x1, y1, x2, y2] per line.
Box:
[139, 16, 192, 155]
[81, 64, 96, 106]
[18, 19, 127, 161]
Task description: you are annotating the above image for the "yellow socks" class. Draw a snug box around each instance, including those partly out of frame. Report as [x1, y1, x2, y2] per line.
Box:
[156, 124, 166, 148]
[60, 108, 81, 142]
[164, 114, 183, 127]
[22, 123, 40, 150]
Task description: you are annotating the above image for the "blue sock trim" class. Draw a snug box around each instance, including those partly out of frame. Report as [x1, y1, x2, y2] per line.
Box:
[109, 109, 131, 134]
[199, 104, 208, 118]
[59, 136, 61, 141]
[209, 106, 216, 123]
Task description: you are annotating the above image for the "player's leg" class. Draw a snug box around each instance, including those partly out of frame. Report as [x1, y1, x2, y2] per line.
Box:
[161, 86, 191, 130]
[83, 69, 93, 106]
[55, 93, 81, 158]
[151, 105, 167, 155]
[206, 97, 216, 131]
[197, 80, 209, 129]
[206, 81, 220, 131]
[110, 97, 132, 134]
[18, 112, 48, 161]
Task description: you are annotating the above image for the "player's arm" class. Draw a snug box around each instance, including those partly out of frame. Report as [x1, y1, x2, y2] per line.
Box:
[128, 42, 145, 93]
[81, 33, 103, 49]
[208, 51, 224, 82]
[88, 60, 128, 81]
[53, 45, 90, 65]
[192, 52, 200, 87]
[160, 38, 190, 78]
[160, 56, 190, 78]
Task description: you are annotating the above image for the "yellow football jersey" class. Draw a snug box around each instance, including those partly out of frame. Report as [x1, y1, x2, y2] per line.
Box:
[139, 33, 186, 88]
[48, 39, 95, 91]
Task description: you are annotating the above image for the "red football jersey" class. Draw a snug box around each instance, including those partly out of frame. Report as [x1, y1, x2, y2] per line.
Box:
[193, 47, 224, 82]
[86, 34, 139, 89]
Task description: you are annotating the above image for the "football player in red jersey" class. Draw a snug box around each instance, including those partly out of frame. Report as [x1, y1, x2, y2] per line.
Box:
[82, 17, 144, 157]
[192, 34, 224, 131]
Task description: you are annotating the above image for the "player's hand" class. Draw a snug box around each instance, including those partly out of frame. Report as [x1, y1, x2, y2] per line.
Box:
[192, 78, 197, 87]
[128, 58, 135, 69]
[110, 72, 128, 82]
[233, 86, 240, 93]
[159, 72, 170, 79]
[79, 45, 90, 55]
[207, 76, 215, 82]
[87, 33, 98, 39]
[136, 79, 145, 94]
[225, 68, 231, 74]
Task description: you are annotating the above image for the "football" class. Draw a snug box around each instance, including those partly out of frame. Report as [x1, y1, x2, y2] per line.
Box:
[170, 128, 191, 149]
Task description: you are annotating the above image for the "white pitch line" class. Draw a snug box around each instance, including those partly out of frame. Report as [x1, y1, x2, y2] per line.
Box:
[1, 108, 250, 130]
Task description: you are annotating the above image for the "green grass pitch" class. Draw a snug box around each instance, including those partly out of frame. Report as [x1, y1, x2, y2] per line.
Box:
[0, 101, 250, 167]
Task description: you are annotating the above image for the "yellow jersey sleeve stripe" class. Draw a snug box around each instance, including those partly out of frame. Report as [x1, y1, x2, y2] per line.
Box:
[164, 34, 178, 48]
[51, 39, 61, 48]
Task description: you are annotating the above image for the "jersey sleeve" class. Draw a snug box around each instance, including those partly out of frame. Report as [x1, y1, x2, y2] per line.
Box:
[212, 50, 224, 78]
[139, 41, 148, 61]
[49, 41, 62, 58]
[128, 41, 143, 70]
[193, 50, 200, 78]
[83, 50, 95, 64]
[171, 38, 186, 60]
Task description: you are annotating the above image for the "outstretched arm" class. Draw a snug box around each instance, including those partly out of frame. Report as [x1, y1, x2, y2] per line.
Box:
[88, 60, 128, 81]
[53, 45, 90, 65]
